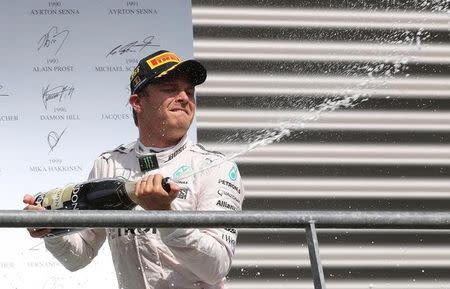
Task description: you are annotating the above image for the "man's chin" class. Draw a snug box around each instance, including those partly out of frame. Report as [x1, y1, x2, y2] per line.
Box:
[166, 124, 190, 137]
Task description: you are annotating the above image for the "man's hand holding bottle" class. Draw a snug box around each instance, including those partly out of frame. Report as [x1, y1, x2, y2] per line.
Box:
[22, 194, 51, 238]
[134, 174, 180, 210]
[22, 174, 180, 238]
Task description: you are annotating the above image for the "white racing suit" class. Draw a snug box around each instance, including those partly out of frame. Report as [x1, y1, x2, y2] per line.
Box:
[44, 135, 244, 289]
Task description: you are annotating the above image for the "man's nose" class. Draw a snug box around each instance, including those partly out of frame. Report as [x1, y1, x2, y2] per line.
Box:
[175, 90, 189, 102]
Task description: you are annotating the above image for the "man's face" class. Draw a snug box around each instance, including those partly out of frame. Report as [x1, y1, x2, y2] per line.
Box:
[132, 74, 196, 145]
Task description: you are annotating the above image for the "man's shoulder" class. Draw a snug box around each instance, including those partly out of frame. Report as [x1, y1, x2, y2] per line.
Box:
[98, 141, 136, 160]
[190, 143, 225, 159]
[189, 143, 240, 169]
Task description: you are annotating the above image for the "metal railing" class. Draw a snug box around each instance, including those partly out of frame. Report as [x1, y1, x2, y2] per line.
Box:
[2, 210, 450, 289]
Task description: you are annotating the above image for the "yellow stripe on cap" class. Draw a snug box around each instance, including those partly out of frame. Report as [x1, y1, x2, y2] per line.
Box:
[146, 52, 181, 69]
[155, 62, 183, 79]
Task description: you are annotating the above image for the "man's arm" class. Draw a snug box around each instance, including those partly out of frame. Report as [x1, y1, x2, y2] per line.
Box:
[23, 193, 107, 271]
[41, 157, 109, 271]
[158, 161, 244, 285]
[44, 229, 107, 271]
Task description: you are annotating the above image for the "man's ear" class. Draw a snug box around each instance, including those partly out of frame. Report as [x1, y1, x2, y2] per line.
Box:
[129, 94, 141, 113]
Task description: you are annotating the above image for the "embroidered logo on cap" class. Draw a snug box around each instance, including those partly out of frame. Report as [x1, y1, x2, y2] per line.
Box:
[147, 52, 181, 69]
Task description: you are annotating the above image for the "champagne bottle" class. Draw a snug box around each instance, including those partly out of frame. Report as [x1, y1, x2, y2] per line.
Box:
[33, 177, 171, 237]
[34, 178, 137, 211]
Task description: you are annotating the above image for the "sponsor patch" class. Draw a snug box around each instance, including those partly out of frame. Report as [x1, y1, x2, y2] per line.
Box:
[218, 179, 241, 194]
[221, 233, 236, 246]
[167, 144, 187, 162]
[216, 200, 238, 211]
[217, 189, 240, 203]
[172, 165, 192, 179]
[138, 154, 158, 172]
[110, 227, 156, 240]
[130, 66, 140, 81]
[177, 188, 189, 200]
[147, 52, 180, 69]
[224, 228, 237, 235]
[132, 75, 141, 87]
[228, 165, 238, 181]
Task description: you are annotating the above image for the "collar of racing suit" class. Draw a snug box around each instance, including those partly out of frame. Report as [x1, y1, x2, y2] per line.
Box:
[134, 134, 190, 171]
[137, 142, 175, 154]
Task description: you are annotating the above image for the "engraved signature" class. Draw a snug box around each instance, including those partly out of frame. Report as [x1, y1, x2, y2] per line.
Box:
[42, 84, 75, 110]
[47, 127, 67, 153]
[37, 26, 69, 56]
[0, 84, 9, 97]
[106, 35, 159, 58]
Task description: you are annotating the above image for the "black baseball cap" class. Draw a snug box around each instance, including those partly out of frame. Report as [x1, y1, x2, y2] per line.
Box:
[130, 50, 207, 94]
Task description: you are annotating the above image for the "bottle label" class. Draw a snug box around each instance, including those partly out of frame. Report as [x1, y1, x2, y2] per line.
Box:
[41, 184, 76, 210]
[35, 179, 135, 211]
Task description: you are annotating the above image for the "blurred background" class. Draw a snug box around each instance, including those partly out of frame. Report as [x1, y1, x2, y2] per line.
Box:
[191, 0, 450, 288]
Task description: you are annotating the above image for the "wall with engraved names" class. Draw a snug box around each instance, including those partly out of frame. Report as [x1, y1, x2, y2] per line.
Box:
[0, 0, 195, 288]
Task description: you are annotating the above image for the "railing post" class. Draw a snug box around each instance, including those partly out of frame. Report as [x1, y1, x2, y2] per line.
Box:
[305, 221, 326, 289]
